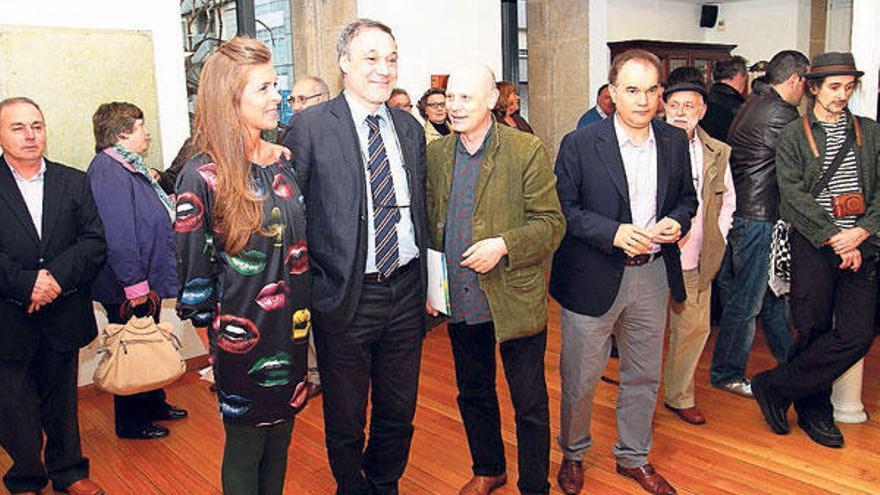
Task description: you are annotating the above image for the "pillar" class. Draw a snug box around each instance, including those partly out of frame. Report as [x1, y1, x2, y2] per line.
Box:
[526, 0, 590, 161]
[289, 0, 358, 94]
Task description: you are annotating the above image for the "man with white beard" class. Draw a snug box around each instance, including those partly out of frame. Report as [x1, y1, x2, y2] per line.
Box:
[661, 79, 736, 426]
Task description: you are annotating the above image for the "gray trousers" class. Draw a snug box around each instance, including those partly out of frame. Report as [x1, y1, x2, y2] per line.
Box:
[558, 260, 668, 468]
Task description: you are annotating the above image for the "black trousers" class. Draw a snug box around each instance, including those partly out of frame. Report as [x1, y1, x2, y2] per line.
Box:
[314, 264, 424, 495]
[447, 322, 550, 495]
[765, 231, 877, 419]
[0, 342, 88, 493]
[102, 302, 170, 437]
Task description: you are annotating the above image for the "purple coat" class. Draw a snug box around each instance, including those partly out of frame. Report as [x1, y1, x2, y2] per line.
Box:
[87, 149, 177, 304]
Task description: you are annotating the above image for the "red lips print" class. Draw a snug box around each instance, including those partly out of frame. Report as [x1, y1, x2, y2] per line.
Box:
[285, 241, 309, 275]
[255, 281, 288, 311]
[272, 174, 292, 200]
[175, 191, 205, 233]
[215, 314, 260, 354]
[197, 163, 218, 191]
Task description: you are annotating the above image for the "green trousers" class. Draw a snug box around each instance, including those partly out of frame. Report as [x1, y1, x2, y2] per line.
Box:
[221, 420, 294, 495]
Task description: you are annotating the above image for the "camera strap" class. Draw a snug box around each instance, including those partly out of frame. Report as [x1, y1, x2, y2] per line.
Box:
[805, 116, 859, 198]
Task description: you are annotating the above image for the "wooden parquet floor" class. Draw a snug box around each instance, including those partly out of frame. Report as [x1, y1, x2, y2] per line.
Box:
[3, 299, 880, 494]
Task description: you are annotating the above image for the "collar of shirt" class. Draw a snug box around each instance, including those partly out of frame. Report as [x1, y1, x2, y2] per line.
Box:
[344, 90, 391, 128]
[690, 131, 704, 189]
[614, 114, 655, 150]
[597, 106, 608, 120]
[456, 124, 494, 158]
[7, 158, 46, 183]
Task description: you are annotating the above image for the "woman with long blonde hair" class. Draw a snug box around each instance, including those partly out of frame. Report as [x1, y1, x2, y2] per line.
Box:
[175, 37, 311, 494]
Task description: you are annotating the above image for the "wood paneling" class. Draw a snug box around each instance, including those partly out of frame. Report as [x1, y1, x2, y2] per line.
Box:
[3, 299, 879, 494]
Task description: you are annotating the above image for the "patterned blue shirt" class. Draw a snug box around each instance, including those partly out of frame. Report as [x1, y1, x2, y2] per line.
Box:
[445, 128, 494, 325]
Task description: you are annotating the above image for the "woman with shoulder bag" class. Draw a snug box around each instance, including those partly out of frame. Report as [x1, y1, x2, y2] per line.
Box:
[86, 101, 188, 440]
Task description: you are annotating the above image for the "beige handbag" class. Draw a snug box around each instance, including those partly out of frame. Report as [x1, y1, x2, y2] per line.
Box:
[94, 302, 186, 395]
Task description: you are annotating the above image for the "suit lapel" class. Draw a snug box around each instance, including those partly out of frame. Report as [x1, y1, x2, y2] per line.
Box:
[0, 156, 41, 244]
[40, 161, 62, 253]
[698, 128, 721, 196]
[654, 121, 670, 216]
[328, 96, 366, 212]
[474, 124, 500, 208]
[598, 119, 630, 205]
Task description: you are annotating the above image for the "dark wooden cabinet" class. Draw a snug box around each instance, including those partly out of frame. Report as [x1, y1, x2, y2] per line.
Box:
[608, 40, 737, 84]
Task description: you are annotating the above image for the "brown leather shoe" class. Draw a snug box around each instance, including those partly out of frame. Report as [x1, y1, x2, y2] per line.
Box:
[616, 463, 676, 495]
[459, 473, 507, 495]
[65, 478, 105, 495]
[664, 403, 706, 425]
[557, 459, 584, 495]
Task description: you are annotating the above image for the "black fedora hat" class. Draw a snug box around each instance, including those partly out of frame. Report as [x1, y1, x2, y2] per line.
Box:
[663, 82, 707, 101]
[805, 52, 864, 80]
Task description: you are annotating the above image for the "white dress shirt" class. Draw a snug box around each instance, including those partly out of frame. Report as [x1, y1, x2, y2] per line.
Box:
[614, 115, 658, 252]
[344, 92, 419, 273]
[7, 159, 46, 238]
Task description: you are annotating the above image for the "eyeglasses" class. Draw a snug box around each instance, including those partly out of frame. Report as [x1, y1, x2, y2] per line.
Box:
[426, 102, 446, 109]
[288, 92, 327, 105]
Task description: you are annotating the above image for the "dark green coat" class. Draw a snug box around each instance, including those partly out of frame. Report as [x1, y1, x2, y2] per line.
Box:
[426, 123, 565, 342]
[776, 108, 880, 248]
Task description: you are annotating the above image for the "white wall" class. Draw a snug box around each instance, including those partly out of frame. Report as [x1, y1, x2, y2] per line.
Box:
[607, 0, 704, 44]
[607, 0, 811, 65]
[705, 0, 811, 63]
[357, 0, 503, 112]
[1, 0, 191, 168]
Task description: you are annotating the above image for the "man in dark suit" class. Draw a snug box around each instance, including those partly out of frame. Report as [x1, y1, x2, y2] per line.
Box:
[550, 51, 697, 495]
[282, 19, 429, 495]
[0, 97, 106, 495]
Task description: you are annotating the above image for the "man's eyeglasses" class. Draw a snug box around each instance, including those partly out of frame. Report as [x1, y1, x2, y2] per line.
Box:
[288, 92, 327, 105]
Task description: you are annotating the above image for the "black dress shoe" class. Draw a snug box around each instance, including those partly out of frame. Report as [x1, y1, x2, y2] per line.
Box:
[119, 424, 169, 440]
[156, 405, 188, 421]
[798, 417, 844, 448]
[751, 372, 791, 434]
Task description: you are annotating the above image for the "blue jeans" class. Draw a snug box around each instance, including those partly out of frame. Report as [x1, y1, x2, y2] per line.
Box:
[710, 217, 792, 386]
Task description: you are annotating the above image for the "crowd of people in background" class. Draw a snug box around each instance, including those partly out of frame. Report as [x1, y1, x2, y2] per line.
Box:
[0, 15, 878, 495]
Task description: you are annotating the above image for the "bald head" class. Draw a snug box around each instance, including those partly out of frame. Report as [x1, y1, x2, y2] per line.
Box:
[448, 63, 497, 102]
[446, 63, 499, 140]
[290, 76, 330, 113]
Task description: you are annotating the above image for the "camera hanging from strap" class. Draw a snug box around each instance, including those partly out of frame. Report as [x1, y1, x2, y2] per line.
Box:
[802, 115, 861, 197]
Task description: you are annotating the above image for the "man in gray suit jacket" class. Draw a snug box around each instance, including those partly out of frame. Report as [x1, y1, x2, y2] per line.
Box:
[282, 18, 429, 495]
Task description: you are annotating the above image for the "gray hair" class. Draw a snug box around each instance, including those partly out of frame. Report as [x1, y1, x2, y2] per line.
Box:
[0, 96, 43, 120]
[336, 18, 394, 60]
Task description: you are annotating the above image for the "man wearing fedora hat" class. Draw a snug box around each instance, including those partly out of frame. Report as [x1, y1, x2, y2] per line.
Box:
[752, 52, 880, 448]
[660, 69, 736, 426]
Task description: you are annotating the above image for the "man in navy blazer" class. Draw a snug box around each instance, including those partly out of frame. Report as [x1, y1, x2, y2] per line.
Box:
[550, 51, 697, 495]
[282, 19, 429, 495]
[0, 97, 106, 495]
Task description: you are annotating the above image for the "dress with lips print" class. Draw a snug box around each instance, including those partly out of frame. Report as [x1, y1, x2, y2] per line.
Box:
[175, 153, 312, 427]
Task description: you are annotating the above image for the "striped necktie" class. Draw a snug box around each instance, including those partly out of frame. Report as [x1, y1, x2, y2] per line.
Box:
[366, 115, 400, 277]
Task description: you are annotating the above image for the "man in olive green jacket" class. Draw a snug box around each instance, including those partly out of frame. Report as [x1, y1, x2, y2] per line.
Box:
[425, 64, 564, 495]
